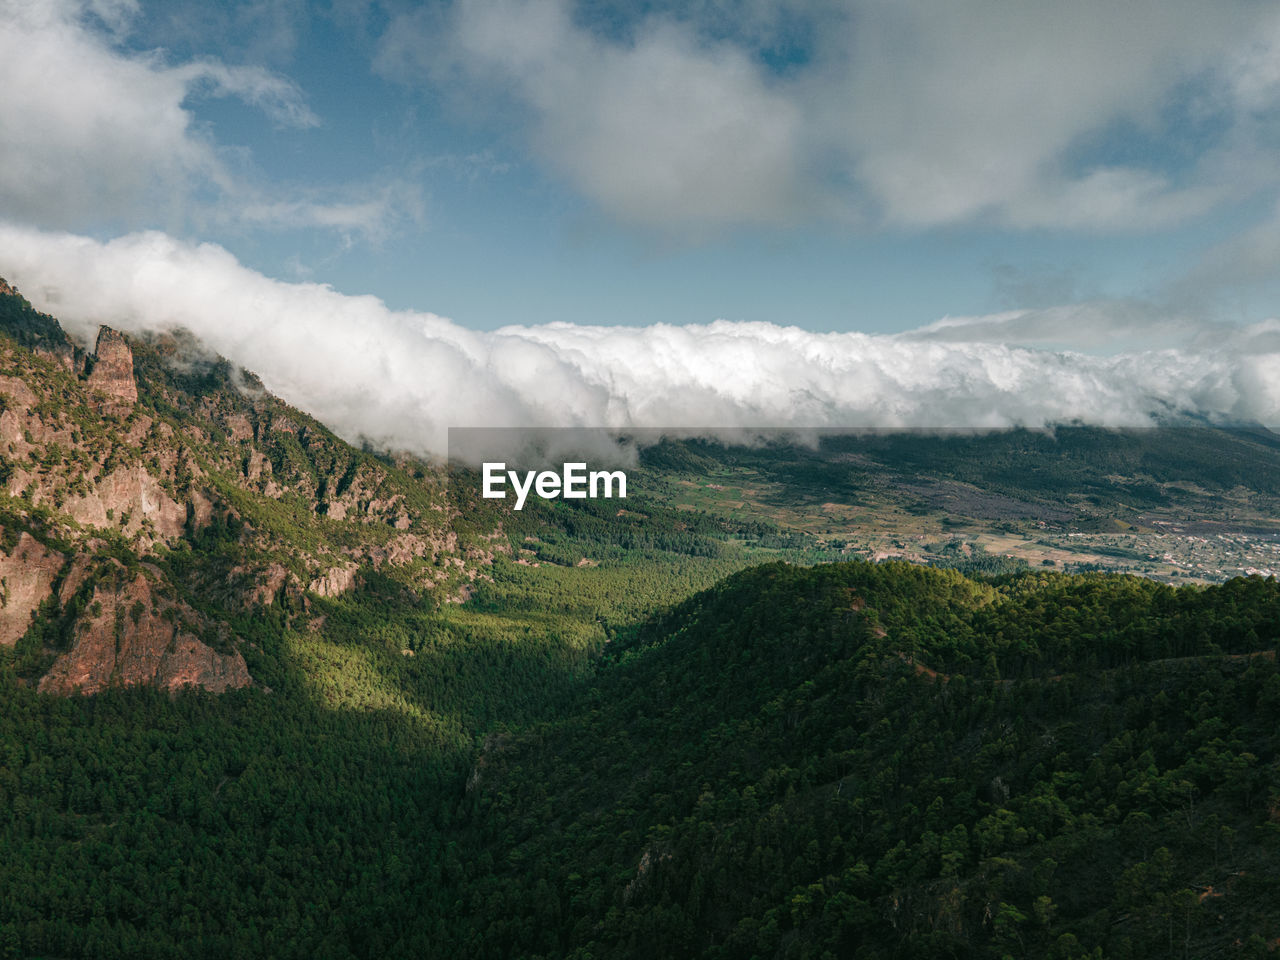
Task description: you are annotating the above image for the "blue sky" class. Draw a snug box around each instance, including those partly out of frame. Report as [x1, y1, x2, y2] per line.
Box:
[5, 0, 1280, 447]
[7, 0, 1280, 337]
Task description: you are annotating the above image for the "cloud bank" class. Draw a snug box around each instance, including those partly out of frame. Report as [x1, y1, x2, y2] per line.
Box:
[378, 0, 1280, 234]
[0, 0, 413, 240]
[2, 225, 1278, 459]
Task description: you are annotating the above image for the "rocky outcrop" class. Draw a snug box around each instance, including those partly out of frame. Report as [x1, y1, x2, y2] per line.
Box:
[1, 278, 474, 698]
[188, 489, 215, 530]
[0, 531, 66, 645]
[319, 468, 415, 528]
[123, 414, 154, 444]
[245, 450, 272, 482]
[0, 372, 75, 460]
[0, 407, 25, 451]
[358, 531, 456, 568]
[63, 465, 187, 539]
[36, 341, 77, 373]
[0, 373, 37, 408]
[0, 361, 196, 547]
[38, 567, 250, 696]
[308, 561, 358, 597]
[234, 562, 294, 607]
[84, 326, 137, 406]
[57, 555, 95, 606]
[225, 414, 253, 442]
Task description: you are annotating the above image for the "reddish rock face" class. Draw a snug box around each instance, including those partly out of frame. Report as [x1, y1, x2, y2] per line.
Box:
[38, 569, 251, 696]
[188, 489, 215, 530]
[85, 326, 138, 405]
[233, 562, 293, 607]
[0, 373, 38, 408]
[225, 414, 254, 442]
[0, 531, 66, 645]
[245, 450, 272, 482]
[58, 556, 95, 606]
[62, 465, 188, 540]
[308, 561, 358, 597]
[35, 342, 77, 373]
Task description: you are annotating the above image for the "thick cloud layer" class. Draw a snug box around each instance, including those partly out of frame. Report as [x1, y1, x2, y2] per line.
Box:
[379, 0, 1280, 233]
[2, 225, 1278, 459]
[0, 0, 414, 239]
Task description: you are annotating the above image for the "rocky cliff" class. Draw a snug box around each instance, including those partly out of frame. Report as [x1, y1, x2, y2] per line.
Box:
[0, 531, 64, 646]
[37, 562, 250, 696]
[84, 325, 138, 407]
[0, 276, 487, 696]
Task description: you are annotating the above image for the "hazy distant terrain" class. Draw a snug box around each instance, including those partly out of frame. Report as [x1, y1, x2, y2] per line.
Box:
[633, 429, 1280, 583]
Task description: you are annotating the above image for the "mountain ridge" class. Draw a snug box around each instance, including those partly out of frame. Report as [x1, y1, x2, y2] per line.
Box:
[0, 277, 494, 695]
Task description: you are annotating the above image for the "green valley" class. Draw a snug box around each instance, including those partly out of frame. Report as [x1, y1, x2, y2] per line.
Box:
[1, 281, 1278, 958]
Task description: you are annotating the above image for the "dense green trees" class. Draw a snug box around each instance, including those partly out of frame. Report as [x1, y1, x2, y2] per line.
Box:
[2, 556, 1278, 958]
[452, 563, 1280, 959]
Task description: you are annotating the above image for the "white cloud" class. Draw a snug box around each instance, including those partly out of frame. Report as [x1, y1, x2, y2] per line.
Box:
[2, 224, 1277, 460]
[826, 0, 1259, 229]
[1, 0, 215, 227]
[381, 0, 817, 229]
[171, 59, 318, 129]
[0, 0, 402, 237]
[471, 0, 810, 227]
[228, 178, 426, 241]
[380, 0, 1280, 234]
[906, 300, 1217, 352]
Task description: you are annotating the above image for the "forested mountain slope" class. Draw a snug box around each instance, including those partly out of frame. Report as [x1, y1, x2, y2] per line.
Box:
[0, 278, 498, 695]
[457, 563, 1280, 959]
[0, 279, 756, 957]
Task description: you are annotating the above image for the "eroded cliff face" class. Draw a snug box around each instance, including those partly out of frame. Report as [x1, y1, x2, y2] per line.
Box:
[37, 564, 250, 696]
[308, 561, 359, 598]
[0, 364, 198, 551]
[0, 529, 252, 695]
[60, 465, 188, 539]
[0, 277, 486, 695]
[85, 326, 138, 406]
[0, 531, 65, 646]
[0, 294, 258, 694]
